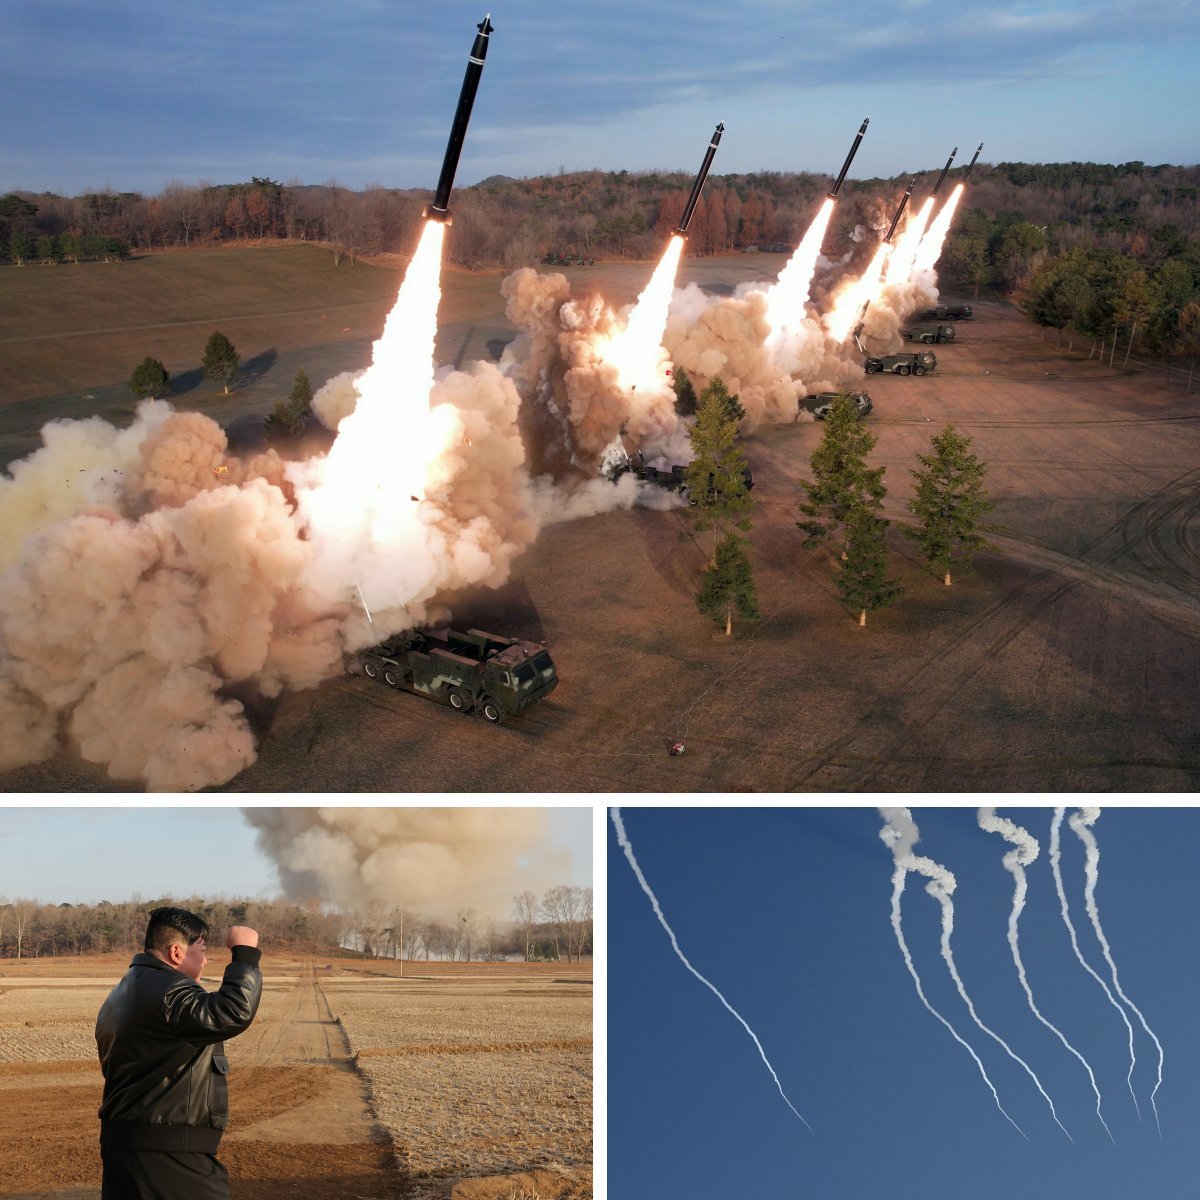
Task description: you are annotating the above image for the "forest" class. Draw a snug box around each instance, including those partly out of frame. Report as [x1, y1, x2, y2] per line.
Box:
[0, 884, 593, 964]
[3, 159, 1199, 373]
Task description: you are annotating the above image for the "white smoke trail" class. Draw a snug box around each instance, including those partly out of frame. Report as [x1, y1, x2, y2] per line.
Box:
[879, 808, 1027, 1138]
[823, 241, 891, 344]
[978, 808, 1114, 1142]
[765, 197, 836, 348]
[610, 807, 812, 1130]
[1069, 807, 1165, 1136]
[924, 874, 1073, 1142]
[1049, 808, 1142, 1119]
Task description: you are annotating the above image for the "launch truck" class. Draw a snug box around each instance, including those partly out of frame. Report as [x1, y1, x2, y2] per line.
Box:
[359, 627, 557, 723]
[903, 324, 956, 344]
[920, 304, 973, 321]
[800, 391, 874, 420]
[864, 351, 937, 376]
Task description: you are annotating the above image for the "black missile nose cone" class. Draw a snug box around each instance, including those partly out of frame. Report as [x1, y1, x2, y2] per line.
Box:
[479, 14, 493, 34]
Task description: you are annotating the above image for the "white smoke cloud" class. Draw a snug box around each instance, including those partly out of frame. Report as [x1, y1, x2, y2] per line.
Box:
[242, 807, 568, 921]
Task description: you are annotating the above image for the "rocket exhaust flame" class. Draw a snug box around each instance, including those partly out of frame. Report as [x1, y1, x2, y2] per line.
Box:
[611, 808, 813, 1130]
[601, 235, 684, 398]
[911, 185, 964, 278]
[1069, 808, 1165, 1136]
[824, 241, 890, 344]
[979, 808, 1114, 1143]
[1049, 809, 1144, 1119]
[879, 809, 1027, 1138]
[765, 197, 835, 351]
[884, 196, 933, 286]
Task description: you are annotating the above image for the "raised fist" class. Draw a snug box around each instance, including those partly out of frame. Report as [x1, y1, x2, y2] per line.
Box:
[226, 926, 259, 949]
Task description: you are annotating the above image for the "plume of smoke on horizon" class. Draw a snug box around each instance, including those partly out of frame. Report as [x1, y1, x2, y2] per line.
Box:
[611, 807, 813, 1130]
[1049, 808, 1143, 1119]
[978, 807, 1113, 1142]
[878, 807, 1027, 1138]
[1069, 808, 1165, 1135]
[923, 872, 1073, 1142]
[242, 807, 566, 921]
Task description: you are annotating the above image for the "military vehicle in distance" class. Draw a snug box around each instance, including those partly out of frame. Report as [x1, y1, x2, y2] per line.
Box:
[864, 351, 937, 376]
[359, 627, 557, 723]
[800, 391, 874, 420]
[920, 304, 972, 321]
[903, 324, 956, 344]
[605, 451, 753, 503]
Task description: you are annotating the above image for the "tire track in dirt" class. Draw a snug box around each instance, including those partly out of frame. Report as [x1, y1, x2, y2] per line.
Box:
[786, 465, 1200, 790]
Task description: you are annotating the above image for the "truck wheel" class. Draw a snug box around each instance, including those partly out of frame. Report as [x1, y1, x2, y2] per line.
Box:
[363, 660, 378, 679]
[480, 696, 503, 723]
[449, 687, 473, 713]
[865, 363, 879, 374]
[913, 365, 927, 376]
[937, 334, 949, 343]
[896, 365, 911, 376]
[383, 668, 400, 688]
[922, 335, 934, 344]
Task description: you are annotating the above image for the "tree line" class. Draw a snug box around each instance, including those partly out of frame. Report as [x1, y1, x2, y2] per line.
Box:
[4, 160, 1197, 272]
[0, 884, 593, 964]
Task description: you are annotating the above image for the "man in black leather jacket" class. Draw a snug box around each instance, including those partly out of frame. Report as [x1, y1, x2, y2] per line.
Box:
[95, 906, 263, 1200]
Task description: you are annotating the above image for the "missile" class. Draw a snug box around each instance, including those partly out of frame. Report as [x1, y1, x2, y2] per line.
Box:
[931, 146, 957, 196]
[962, 142, 984, 183]
[423, 15, 494, 225]
[883, 178, 915, 242]
[828, 117, 869, 199]
[676, 123, 725, 236]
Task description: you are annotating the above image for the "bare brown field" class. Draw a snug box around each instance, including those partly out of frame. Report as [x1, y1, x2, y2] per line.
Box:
[0, 956, 592, 1200]
[2, 246, 1199, 793]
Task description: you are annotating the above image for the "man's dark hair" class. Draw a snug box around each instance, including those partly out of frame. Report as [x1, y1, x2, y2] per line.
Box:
[144, 907, 209, 955]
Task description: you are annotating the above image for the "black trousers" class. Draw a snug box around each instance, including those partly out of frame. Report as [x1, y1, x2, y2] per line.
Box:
[100, 1146, 230, 1200]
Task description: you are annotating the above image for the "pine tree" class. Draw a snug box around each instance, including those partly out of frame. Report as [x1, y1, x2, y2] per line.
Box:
[684, 375, 753, 536]
[129, 357, 171, 399]
[695, 531, 760, 636]
[671, 366, 698, 415]
[839, 507, 900, 626]
[203, 330, 240, 394]
[905, 423, 999, 586]
[289, 368, 314, 421]
[797, 391, 886, 545]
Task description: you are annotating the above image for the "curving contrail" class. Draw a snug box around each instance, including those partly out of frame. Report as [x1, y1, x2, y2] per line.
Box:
[879, 808, 1027, 1139]
[1069, 807, 1165, 1136]
[1050, 808, 1141, 1119]
[979, 807, 1114, 1143]
[610, 807, 812, 1130]
[924, 873, 1073, 1142]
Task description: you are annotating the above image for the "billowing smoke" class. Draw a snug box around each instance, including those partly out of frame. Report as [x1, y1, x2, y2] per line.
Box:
[243, 807, 568, 921]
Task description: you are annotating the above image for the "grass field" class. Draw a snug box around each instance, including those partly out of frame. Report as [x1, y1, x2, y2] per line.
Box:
[0, 953, 592, 1200]
[3, 244, 1199, 793]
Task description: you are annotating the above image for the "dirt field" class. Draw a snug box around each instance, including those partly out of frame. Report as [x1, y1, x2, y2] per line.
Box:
[2, 247, 1199, 792]
[0, 954, 592, 1200]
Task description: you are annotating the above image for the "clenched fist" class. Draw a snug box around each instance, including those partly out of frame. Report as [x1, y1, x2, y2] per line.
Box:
[226, 926, 259, 949]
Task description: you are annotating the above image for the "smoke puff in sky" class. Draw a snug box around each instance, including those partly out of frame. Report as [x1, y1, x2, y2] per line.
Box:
[242, 807, 568, 920]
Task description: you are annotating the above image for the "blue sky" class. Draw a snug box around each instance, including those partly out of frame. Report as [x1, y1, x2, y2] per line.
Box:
[0, 806, 591, 903]
[4, 1, 1196, 196]
[609, 807, 1198, 1200]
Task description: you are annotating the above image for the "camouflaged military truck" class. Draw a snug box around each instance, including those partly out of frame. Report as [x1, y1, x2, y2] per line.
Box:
[800, 391, 874, 420]
[864, 350, 937, 376]
[920, 304, 972, 321]
[359, 628, 557, 723]
[903, 324, 956, 344]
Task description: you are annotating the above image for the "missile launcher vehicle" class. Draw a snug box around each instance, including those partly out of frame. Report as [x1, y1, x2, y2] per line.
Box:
[604, 450, 753, 503]
[359, 627, 556, 723]
[903, 324, 956, 344]
[920, 304, 972, 321]
[800, 391, 874, 420]
[864, 351, 937, 376]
